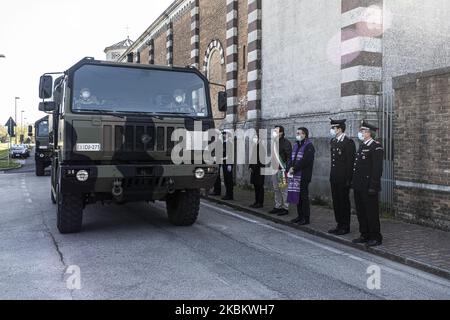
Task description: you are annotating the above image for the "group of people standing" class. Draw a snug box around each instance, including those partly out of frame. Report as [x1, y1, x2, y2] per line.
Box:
[211, 119, 384, 247]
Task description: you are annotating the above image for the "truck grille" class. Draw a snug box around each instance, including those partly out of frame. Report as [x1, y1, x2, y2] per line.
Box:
[103, 124, 179, 153]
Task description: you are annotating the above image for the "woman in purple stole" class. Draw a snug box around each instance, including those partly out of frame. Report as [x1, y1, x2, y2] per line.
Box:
[287, 128, 315, 225]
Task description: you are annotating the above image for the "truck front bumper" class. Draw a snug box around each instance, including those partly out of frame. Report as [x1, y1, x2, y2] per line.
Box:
[59, 164, 219, 200]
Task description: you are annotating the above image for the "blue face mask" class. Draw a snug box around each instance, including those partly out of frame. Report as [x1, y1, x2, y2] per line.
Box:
[330, 128, 337, 138]
[358, 132, 365, 141]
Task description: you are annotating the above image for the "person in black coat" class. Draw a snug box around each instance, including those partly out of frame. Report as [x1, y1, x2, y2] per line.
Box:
[249, 135, 265, 208]
[328, 119, 356, 235]
[352, 121, 384, 247]
[287, 127, 315, 225]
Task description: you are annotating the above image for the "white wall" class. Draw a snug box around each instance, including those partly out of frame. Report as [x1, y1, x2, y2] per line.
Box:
[261, 0, 342, 119]
[383, 0, 450, 91]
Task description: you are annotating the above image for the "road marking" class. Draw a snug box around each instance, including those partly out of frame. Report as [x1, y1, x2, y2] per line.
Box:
[27, 199, 32, 203]
[200, 201, 450, 286]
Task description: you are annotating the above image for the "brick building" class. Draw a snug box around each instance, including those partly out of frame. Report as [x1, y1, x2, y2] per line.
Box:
[393, 68, 450, 230]
[118, 0, 450, 226]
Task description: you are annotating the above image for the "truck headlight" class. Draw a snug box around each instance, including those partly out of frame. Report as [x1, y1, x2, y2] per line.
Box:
[195, 168, 205, 179]
[76, 170, 89, 182]
[39, 153, 45, 158]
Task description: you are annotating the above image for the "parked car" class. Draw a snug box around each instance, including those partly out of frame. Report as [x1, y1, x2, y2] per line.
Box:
[10, 145, 30, 158]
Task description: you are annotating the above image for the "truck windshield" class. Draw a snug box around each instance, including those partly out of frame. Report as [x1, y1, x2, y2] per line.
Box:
[37, 121, 49, 137]
[71, 64, 209, 117]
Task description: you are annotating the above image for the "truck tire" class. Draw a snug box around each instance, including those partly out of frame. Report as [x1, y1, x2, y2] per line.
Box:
[166, 189, 200, 226]
[56, 183, 84, 234]
[35, 161, 45, 176]
[51, 189, 56, 204]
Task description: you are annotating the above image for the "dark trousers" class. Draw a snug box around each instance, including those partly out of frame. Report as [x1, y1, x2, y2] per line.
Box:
[331, 182, 351, 230]
[354, 190, 382, 242]
[213, 174, 222, 195]
[254, 184, 264, 205]
[223, 165, 234, 198]
[296, 182, 310, 222]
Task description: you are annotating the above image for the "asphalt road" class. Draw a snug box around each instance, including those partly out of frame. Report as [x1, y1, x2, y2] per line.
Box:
[0, 168, 449, 299]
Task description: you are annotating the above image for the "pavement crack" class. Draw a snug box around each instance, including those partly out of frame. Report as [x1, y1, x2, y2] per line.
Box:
[39, 210, 75, 300]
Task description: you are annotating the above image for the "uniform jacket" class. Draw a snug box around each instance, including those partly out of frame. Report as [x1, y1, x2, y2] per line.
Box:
[330, 134, 356, 185]
[275, 137, 293, 169]
[249, 144, 265, 186]
[352, 139, 384, 192]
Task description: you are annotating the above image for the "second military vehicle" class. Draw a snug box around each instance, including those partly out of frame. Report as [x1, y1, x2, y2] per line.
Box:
[38, 57, 226, 234]
[34, 116, 52, 176]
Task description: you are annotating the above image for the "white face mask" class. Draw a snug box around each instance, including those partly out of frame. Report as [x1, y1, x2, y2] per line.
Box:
[296, 135, 304, 142]
[272, 131, 279, 139]
[330, 128, 337, 138]
[81, 90, 91, 99]
[358, 132, 365, 141]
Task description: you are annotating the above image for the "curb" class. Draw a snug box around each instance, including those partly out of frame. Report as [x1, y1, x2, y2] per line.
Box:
[0, 164, 23, 173]
[202, 196, 450, 281]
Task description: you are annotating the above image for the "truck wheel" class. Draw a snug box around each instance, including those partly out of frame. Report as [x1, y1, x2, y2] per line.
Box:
[56, 183, 84, 234]
[51, 189, 56, 204]
[166, 189, 200, 226]
[35, 161, 45, 176]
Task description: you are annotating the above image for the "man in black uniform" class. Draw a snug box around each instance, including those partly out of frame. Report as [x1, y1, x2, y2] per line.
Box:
[328, 119, 356, 235]
[352, 121, 384, 247]
[221, 130, 234, 201]
[210, 130, 234, 200]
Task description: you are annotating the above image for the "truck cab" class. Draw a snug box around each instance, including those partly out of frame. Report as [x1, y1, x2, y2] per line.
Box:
[34, 116, 51, 176]
[38, 57, 226, 234]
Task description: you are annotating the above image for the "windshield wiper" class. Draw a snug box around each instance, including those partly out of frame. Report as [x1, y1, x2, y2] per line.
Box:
[115, 111, 164, 120]
[154, 112, 203, 121]
[82, 109, 126, 119]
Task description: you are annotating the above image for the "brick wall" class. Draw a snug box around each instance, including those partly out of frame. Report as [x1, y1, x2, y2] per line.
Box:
[237, 0, 248, 122]
[199, 0, 227, 64]
[173, 12, 191, 66]
[154, 30, 167, 66]
[393, 67, 450, 231]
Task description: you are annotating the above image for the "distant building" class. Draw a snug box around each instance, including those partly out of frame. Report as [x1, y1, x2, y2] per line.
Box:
[104, 37, 134, 61]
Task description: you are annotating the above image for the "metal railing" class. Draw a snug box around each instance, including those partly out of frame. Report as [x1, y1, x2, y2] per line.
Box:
[379, 91, 395, 214]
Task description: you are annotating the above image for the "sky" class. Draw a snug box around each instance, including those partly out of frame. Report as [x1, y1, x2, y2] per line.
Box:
[0, 0, 173, 127]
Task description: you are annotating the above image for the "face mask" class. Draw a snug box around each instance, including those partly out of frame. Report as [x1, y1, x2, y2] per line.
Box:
[272, 131, 279, 139]
[330, 129, 337, 138]
[296, 135, 304, 142]
[81, 90, 91, 99]
[358, 132, 365, 141]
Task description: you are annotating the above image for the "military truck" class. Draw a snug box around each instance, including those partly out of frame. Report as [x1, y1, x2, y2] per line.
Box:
[34, 116, 51, 176]
[38, 57, 226, 234]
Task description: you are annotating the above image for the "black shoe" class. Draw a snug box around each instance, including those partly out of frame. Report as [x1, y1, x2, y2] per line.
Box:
[249, 203, 258, 208]
[222, 196, 233, 201]
[252, 203, 263, 209]
[298, 219, 310, 226]
[328, 228, 339, 234]
[277, 209, 289, 216]
[269, 208, 282, 214]
[352, 237, 369, 244]
[209, 192, 221, 196]
[366, 240, 382, 247]
[291, 217, 302, 224]
[335, 229, 350, 236]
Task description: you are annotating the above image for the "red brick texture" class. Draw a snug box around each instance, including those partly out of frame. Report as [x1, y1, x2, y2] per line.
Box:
[393, 69, 450, 230]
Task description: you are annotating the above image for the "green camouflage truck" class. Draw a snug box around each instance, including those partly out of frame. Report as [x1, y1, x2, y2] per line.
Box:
[38, 57, 226, 234]
[34, 115, 51, 176]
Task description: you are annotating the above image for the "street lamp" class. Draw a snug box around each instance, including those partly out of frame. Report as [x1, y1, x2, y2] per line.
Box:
[14, 97, 20, 144]
[21, 110, 24, 142]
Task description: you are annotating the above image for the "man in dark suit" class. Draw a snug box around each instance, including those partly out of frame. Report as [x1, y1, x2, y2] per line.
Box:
[249, 135, 265, 208]
[352, 121, 384, 247]
[328, 119, 356, 235]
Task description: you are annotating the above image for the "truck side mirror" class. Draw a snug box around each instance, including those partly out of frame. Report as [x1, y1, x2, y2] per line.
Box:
[39, 101, 56, 112]
[39, 75, 53, 99]
[218, 91, 227, 112]
[28, 125, 33, 137]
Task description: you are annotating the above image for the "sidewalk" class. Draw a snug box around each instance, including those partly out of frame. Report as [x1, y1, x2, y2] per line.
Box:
[203, 188, 450, 280]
